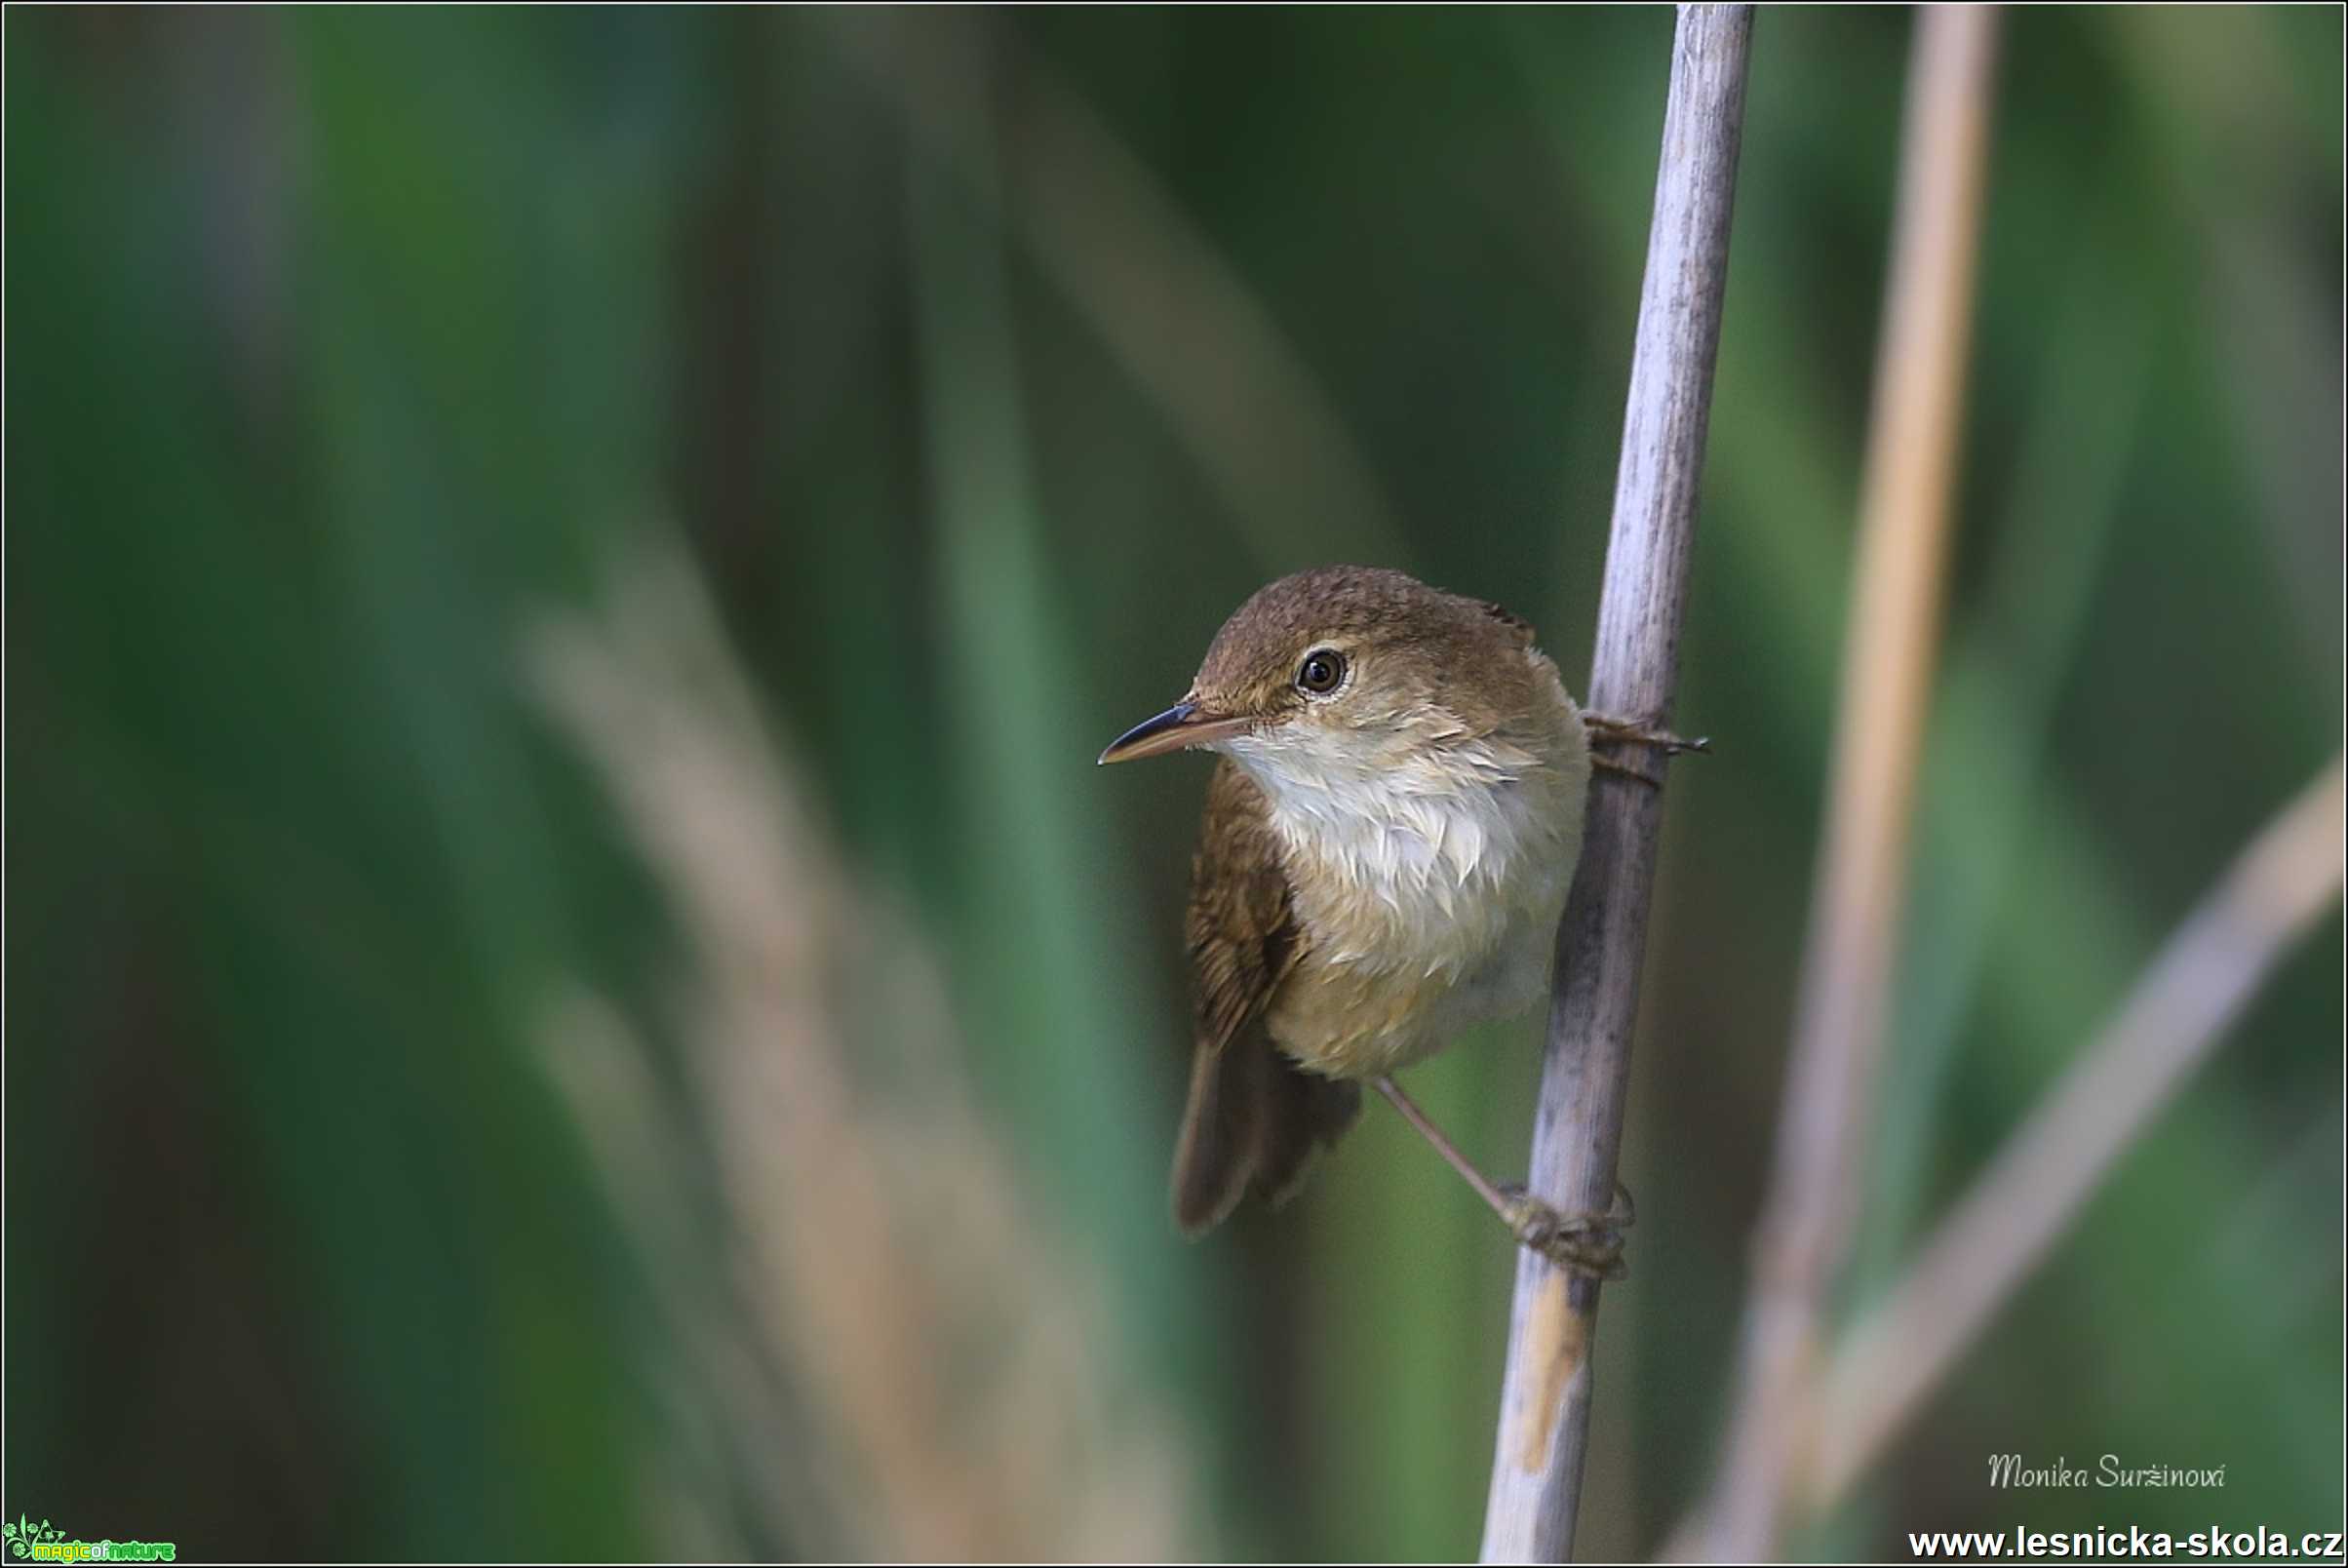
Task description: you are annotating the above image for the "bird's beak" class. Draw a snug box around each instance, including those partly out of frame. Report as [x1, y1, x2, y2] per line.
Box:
[1096, 701, 1254, 764]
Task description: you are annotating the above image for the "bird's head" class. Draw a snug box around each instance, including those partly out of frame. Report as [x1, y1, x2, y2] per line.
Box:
[1096, 566, 1544, 779]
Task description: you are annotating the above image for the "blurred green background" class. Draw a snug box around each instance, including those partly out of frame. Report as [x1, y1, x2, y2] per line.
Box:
[7, 6, 2340, 1561]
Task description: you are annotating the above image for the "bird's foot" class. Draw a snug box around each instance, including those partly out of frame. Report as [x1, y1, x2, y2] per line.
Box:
[1497, 1181, 1634, 1280]
[1583, 712, 1709, 787]
[1583, 711, 1710, 755]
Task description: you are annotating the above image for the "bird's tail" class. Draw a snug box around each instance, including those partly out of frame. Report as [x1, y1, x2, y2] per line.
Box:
[1170, 1038, 1361, 1236]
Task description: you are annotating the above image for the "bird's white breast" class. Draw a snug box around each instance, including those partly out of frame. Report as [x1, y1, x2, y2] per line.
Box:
[1221, 656, 1589, 1078]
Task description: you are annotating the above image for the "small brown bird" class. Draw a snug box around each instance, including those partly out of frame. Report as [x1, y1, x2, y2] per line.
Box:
[1100, 566, 1688, 1274]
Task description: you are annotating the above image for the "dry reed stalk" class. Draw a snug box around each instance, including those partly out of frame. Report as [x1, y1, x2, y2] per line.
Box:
[1805, 756, 2345, 1512]
[528, 555, 1199, 1560]
[1689, 11, 1999, 1556]
[1479, 8, 1754, 1559]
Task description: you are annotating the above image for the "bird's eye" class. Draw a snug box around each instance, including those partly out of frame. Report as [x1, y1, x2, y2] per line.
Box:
[1295, 648, 1347, 695]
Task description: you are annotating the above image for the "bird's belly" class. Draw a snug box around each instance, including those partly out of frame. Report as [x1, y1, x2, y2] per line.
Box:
[1268, 884, 1562, 1079]
[1236, 690, 1587, 1082]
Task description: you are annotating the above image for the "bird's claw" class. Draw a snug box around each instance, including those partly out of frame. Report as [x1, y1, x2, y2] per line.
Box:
[1582, 711, 1710, 773]
[1497, 1181, 1634, 1281]
[1583, 714, 1710, 755]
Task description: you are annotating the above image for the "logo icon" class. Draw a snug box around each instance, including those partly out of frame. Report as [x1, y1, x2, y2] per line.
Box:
[0, 1517, 175, 1562]
[2, 1519, 62, 1561]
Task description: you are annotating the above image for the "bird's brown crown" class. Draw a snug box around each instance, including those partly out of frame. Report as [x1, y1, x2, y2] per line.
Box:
[1188, 565, 1541, 737]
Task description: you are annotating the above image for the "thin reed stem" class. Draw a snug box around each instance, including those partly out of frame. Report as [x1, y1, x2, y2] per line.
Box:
[1478, 8, 1753, 1559]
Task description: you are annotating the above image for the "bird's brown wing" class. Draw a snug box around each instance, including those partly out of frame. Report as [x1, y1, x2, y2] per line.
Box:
[1170, 760, 1362, 1235]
